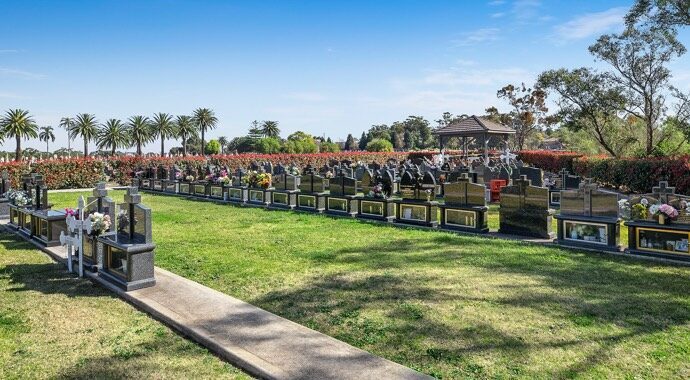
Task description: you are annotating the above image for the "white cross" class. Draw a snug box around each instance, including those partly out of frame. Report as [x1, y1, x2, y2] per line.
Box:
[500, 148, 516, 164]
[59, 196, 95, 277]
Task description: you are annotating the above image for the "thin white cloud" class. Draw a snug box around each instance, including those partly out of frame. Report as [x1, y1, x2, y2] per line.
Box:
[488, 0, 505, 5]
[512, 0, 541, 21]
[453, 28, 500, 46]
[554, 7, 627, 41]
[0, 49, 19, 54]
[283, 92, 327, 102]
[0, 67, 46, 79]
[0, 91, 26, 99]
[455, 59, 477, 66]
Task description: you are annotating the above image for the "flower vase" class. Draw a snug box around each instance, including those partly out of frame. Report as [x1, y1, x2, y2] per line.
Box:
[658, 214, 666, 225]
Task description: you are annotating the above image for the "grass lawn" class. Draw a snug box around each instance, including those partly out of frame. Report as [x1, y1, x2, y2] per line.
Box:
[0, 231, 250, 379]
[50, 190, 690, 379]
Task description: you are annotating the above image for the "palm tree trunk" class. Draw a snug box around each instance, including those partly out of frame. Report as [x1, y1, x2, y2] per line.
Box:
[182, 137, 187, 156]
[84, 137, 89, 156]
[15, 135, 21, 161]
[112, 145, 116, 156]
[201, 129, 205, 156]
[161, 137, 165, 157]
[137, 142, 142, 156]
[46, 141, 49, 154]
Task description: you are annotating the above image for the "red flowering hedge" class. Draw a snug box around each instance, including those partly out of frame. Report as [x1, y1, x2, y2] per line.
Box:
[0, 157, 106, 190]
[518, 150, 690, 194]
[517, 150, 585, 173]
[108, 152, 411, 185]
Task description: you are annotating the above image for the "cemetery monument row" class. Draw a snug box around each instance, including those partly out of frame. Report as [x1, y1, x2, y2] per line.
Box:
[498, 175, 554, 239]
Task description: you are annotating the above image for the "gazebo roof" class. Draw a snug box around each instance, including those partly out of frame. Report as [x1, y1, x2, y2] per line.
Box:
[433, 115, 515, 137]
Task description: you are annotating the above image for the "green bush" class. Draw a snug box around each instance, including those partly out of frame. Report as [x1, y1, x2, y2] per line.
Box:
[366, 138, 394, 152]
[205, 140, 221, 155]
[256, 137, 282, 154]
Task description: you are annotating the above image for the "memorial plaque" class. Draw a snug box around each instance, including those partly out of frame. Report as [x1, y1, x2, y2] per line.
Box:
[499, 175, 554, 238]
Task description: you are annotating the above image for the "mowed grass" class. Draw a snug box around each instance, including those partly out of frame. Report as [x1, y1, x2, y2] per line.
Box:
[0, 231, 250, 380]
[50, 191, 690, 379]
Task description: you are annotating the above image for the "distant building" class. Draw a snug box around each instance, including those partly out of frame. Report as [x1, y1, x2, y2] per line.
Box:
[539, 137, 565, 151]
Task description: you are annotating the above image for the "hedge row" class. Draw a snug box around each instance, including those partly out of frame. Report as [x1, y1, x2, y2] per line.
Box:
[0, 157, 106, 190]
[519, 150, 690, 194]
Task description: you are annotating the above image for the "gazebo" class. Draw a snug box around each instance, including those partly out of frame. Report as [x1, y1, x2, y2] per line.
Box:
[433, 115, 515, 162]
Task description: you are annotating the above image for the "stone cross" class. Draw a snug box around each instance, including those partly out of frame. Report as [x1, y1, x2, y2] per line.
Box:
[652, 181, 675, 204]
[559, 168, 570, 189]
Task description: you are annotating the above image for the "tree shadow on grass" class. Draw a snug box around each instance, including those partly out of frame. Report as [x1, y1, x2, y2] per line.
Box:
[251, 234, 690, 378]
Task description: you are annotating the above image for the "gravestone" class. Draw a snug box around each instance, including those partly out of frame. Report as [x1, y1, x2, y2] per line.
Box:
[498, 175, 554, 238]
[624, 181, 690, 261]
[297, 172, 327, 212]
[393, 169, 439, 227]
[269, 172, 300, 210]
[439, 173, 489, 232]
[325, 173, 360, 216]
[0, 170, 11, 217]
[555, 179, 621, 251]
[98, 187, 156, 291]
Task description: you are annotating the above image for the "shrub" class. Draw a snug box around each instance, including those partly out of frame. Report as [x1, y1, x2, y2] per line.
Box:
[0, 157, 106, 190]
[256, 137, 282, 154]
[518, 150, 584, 173]
[366, 138, 394, 152]
[205, 140, 221, 155]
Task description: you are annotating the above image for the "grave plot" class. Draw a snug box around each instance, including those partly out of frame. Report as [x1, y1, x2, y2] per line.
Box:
[392, 169, 439, 227]
[439, 173, 489, 233]
[554, 179, 621, 251]
[297, 171, 327, 212]
[356, 168, 396, 222]
[624, 181, 690, 261]
[498, 175, 555, 238]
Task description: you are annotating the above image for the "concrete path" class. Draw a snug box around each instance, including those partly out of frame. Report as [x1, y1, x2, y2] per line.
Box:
[12, 235, 432, 380]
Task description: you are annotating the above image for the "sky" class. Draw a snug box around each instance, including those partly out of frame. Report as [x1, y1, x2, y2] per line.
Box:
[2, 0, 690, 153]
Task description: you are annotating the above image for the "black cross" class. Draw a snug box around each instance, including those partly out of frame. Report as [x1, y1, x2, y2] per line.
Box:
[652, 181, 675, 203]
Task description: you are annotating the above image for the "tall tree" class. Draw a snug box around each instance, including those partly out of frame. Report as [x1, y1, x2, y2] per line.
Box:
[70, 113, 99, 156]
[218, 136, 228, 154]
[627, 0, 690, 27]
[538, 68, 634, 157]
[590, 27, 686, 155]
[152, 112, 175, 157]
[260, 120, 280, 138]
[344, 134, 356, 150]
[192, 108, 217, 155]
[175, 115, 196, 156]
[38, 126, 56, 154]
[492, 83, 553, 151]
[358, 132, 368, 150]
[0, 109, 35, 161]
[58, 117, 74, 155]
[248, 120, 263, 138]
[97, 119, 129, 156]
[127, 115, 153, 156]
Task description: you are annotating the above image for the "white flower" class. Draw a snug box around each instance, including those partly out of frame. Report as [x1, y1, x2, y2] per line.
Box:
[641, 198, 649, 206]
[649, 204, 660, 216]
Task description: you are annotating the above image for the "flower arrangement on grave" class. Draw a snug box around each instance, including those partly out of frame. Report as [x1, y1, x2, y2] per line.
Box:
[243, 171, 271, 189]
[289, 166, 301, 176]
[324, 171, 334, 179]
[64, 208, 78, 219]
[7, 189, 30, 207]
[218, 175, 231, 185]
[185, 175, 195, 182]
[618, 199, 631, 219]
[650, 203, 678, 224]
[175, 170, 183, 180]
[368, 184, 385, 199]
[630, 198, 649, 220]
[89, 212, 111, 236]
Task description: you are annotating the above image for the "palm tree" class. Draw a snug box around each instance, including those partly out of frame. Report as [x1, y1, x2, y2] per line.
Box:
[97, 119, 129, 156]
[192, 108, 217, 155]
[127, 115, 153, 156]
[261, 120, 280, 138]
[218, 136, 228, 154]
[1, 109, 36, 161]
[151, 112, 175, 157]
[38, 126, 56, 154]
[175, 115, 196, 156]
[70, 113, 99, 156]
[59, 117, 74, 156]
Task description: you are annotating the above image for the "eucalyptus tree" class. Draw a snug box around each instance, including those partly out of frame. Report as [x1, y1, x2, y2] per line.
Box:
[175, 115, 196, 156]
[192, 108, 217, 155]
[97, 119, 129, 156]
[152, 112, 175, 157]
[127, 115, 153, 156]
[70, 113, 99, 156]
[38, 126, 56, 154]
[59, 117, 74, 155]
[0, 109, 35, 161]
